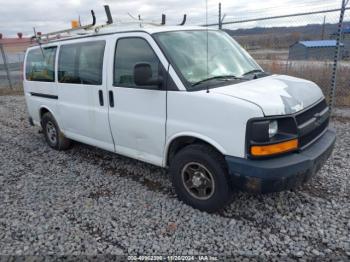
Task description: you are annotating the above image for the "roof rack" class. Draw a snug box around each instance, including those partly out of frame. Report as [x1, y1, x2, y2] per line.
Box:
[93, 5, 114, 33]
[131, 13, 187, 27]
[37, 9, 96, 41]
[33, 5, 187, 42]
[162, 14, 187, 26]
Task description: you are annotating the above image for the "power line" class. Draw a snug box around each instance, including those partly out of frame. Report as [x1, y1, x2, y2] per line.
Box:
[204, 2, 344, 25]
[224, 1, 341, 16]
[204, 7, 350, 26]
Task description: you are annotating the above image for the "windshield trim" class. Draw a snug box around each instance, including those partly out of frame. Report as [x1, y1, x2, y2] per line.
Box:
[152, 29, 262, 91]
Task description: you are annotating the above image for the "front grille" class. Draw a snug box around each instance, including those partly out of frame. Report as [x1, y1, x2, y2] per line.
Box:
[295, 99, 327, 126]
[299, 118, 329, 148]
[296, 99, 329, 149]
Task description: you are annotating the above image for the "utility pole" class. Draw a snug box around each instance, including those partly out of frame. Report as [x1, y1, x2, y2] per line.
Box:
[329, 0, 348, 112]
[0, 44, 13, 89]
[321, 16, 326, 40]
[218, 2, 222, 30]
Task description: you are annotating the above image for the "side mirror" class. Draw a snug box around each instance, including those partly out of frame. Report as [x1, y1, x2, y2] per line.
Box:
[134, 63, 163, 88]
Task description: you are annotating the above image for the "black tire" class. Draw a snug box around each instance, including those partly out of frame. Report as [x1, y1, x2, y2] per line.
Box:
[169, 144, 233, 212]
[42, 112, 71, 150]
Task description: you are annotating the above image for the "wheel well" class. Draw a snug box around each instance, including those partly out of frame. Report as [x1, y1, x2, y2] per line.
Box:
[39, 108, 50, 126]
[166, 136, 223, 166]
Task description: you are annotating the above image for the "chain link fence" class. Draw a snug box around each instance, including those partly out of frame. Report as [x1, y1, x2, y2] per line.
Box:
[218, 7, 350, 108]
[0, 38, 31, 89]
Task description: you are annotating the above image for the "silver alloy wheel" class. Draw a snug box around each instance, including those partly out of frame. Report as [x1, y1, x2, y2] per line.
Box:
[46, 121, 57, 145]
[181, 162, 215, 200]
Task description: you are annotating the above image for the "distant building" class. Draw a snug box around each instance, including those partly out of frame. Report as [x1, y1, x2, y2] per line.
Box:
[288, 40, 344, 60]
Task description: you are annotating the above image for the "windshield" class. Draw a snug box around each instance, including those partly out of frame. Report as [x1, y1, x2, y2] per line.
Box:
[154, 30, 262, 89]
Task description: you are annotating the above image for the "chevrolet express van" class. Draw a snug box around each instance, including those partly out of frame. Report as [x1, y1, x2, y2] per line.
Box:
[24, 26, 336, 212]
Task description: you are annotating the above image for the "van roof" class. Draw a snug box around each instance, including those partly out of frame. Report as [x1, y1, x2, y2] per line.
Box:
[32, 25, 215, 46]
[102, 25, 211, 34]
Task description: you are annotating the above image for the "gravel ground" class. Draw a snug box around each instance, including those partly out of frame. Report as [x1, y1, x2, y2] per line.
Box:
[0, 96, 349, 259]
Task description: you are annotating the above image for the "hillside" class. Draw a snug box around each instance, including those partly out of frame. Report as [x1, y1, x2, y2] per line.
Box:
[224, 22, 350, 38]
[224, 22, 350, 49]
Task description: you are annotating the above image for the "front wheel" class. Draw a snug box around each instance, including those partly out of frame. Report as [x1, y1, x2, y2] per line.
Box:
[169, 144, 233, 212]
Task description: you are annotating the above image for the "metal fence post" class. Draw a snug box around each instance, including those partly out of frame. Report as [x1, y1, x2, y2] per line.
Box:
[0, 43, 13, 89]
[329, 0, 348, 113]
[218, 3, 222, 30]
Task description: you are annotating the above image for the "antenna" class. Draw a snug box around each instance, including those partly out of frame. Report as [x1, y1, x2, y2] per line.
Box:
[206, 0, 210, 93]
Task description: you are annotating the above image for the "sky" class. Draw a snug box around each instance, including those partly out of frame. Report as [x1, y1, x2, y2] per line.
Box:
[0, 0, 345, 37]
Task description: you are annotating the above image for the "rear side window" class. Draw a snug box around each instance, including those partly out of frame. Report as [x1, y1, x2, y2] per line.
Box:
[58, 41, 105, 85]
[26, 47, 57, 82]
[114, 38, 160, 87]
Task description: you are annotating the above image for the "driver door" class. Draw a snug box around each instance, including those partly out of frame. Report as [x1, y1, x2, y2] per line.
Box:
[107, 33, 169, 166]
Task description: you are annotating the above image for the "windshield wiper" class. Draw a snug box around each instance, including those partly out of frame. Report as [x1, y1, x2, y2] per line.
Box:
[242, 69, 264, 76]
[191, 75, 241, 87]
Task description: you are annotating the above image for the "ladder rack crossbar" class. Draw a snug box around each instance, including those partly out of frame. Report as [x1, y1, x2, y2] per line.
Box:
[36, 10, 96, 41]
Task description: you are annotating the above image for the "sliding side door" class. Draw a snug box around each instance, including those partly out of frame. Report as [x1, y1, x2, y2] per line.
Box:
[57, 39, 114, 151]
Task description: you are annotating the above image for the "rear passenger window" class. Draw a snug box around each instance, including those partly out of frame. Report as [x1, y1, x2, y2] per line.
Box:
[26, 47, 56, 82]
[58, 41, 105, 85]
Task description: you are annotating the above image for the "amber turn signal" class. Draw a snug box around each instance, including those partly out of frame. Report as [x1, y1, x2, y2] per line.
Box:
[251, 139, 298, 156]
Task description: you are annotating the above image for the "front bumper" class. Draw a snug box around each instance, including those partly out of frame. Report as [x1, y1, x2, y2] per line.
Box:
[226, 128, 336, 193]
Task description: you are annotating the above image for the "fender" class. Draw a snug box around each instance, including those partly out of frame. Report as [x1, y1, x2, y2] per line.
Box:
[163, 131, 227, 166]
[38, 105, 64, 132]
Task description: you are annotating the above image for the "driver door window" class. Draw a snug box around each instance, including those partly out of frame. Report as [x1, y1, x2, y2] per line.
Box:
[114, 38, 160, 88]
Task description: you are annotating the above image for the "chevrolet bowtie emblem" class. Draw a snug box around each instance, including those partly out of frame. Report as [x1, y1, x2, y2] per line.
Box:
[314, 113, 322, 126]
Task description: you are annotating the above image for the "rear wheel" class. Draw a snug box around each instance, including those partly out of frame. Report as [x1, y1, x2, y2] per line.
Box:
[42, 112, 71, 150]
[169, 144, 233, 212]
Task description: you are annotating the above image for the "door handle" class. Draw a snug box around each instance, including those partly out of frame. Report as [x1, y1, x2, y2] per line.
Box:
[109, 90, 114, 107]
[98, 90, 104, 106]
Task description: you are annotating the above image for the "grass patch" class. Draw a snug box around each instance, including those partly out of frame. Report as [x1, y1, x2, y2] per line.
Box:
[0, 86, 24, 96]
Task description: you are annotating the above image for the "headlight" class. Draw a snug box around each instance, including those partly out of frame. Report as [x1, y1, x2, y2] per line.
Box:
[247, 117, 298, 158]
[268, 120, 278, 138]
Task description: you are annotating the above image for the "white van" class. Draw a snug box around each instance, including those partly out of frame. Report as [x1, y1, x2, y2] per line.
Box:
[24, 26, 336, 212]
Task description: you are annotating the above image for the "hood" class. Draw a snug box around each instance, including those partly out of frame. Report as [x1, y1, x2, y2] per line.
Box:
[211, 74, 324, 116]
